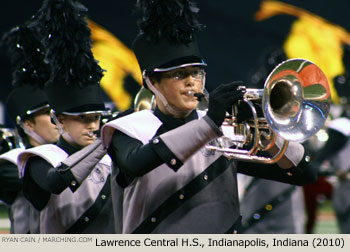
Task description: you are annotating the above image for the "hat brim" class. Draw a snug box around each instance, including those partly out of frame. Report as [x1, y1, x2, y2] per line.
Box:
[153, 62, 207, 73]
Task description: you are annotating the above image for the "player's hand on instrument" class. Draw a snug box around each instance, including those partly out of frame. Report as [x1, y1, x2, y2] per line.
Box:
[207, 81, 245, 127]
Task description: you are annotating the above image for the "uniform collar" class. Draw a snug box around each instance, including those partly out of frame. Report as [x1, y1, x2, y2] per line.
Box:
[57, 136, 81, 155]
[153, 106, 198, 131]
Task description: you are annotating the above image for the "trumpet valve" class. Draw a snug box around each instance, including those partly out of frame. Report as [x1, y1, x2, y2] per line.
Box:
[221, 122, 249, 144]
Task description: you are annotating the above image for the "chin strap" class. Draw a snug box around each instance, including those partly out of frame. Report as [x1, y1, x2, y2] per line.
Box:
[144, 76, 183, 116]
[144, 74, 206, 116]
[50, 111, 75, 144]
[17, 118, 48, 145]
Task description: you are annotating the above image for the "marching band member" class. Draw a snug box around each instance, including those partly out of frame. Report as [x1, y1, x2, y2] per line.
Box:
[18, 0, 114, 233]
[101, 0, 316, 234]
[315, 44, 350, 234]
[0, 23, 60, 233]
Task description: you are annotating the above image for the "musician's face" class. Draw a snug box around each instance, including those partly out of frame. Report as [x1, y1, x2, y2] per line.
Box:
[25, 108, 60, 146]
[58, 113, 101, 147]
[153, 66, 205, 118]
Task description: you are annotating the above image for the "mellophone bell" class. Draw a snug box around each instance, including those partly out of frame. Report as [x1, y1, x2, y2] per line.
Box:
[134, 58, 331, 164]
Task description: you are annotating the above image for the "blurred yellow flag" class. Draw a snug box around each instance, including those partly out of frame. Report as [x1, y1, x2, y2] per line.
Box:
[88, 20, 142, 111]
[255, 0, 350, 103]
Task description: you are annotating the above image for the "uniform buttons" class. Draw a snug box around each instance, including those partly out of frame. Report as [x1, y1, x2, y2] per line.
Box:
[170, 159, 176, 165]
[153, 138, 159, 144]
[203, 174, 208, 181]
[71, 180, 77, 187]
[265, 204, 272, 211]
[305, 155, 311, 162]
[84, 217, 90, 222]
[233, 230, 238, 234]
[179, 194, 184, 200]
[286, 172, 293, 176]
[151, 217, 157, 223]
[101, 195, 106, 200]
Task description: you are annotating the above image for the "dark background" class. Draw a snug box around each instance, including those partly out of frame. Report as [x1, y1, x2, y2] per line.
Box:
[1, 0, 349, 126]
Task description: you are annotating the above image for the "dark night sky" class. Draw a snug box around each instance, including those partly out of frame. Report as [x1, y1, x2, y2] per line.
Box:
[1, 0, 349, 125]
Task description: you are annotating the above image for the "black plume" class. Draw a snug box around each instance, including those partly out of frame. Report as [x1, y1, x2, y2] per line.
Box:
[135, 0, 204, 44]
[333, 44, 350, 100]
[342, 44, 350, 73]
[1, 23, 49, 89]
[29, 0, 104, 88]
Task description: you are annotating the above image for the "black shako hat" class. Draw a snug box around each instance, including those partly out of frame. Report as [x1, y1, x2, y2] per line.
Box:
[7, 86, 49, 123]
[132, 0, 206, 75]
[31, 0, 105, 115]
[2, 24, 50, 123]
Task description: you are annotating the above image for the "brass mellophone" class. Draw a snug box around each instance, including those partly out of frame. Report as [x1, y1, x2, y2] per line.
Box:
[134, 58, 331, 164]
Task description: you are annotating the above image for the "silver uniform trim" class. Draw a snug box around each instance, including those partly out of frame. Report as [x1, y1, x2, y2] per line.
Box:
[24, 104, 50, 116]
[61, 110, 105, 116]
[151, 62, 207, 73]
[104, 109, 222, 233]
[18, 144, 111, 233]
